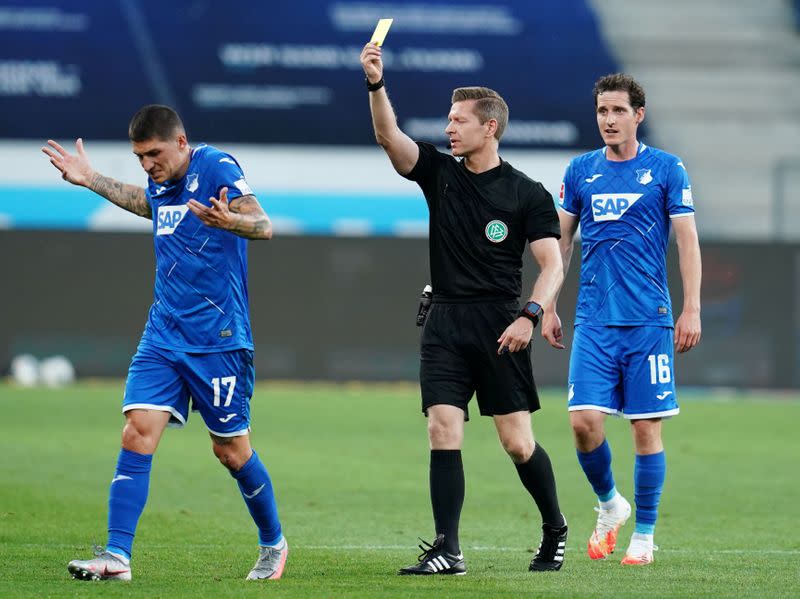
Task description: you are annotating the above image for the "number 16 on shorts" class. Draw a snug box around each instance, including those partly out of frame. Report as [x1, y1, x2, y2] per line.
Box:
[647, 354, 671, 384]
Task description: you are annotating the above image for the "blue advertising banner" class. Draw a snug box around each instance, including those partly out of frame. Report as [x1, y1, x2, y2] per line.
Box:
[0, 0, 618, 148]
[0, 1, 153, 139]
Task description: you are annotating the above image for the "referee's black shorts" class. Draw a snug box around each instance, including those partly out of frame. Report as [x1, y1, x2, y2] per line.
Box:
[419, 298, 541, 420]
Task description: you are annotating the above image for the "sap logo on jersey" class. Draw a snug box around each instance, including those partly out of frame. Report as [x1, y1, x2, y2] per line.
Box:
[157, 205, 189, 235]
[591, 193, 642, 221]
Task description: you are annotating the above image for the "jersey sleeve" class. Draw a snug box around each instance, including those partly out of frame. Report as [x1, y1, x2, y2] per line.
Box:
[401, 141, 449, 208]
[209, 151, 254, 201]
[558, 160, 580, 215]
[401, 142, 445, 185]
[666, 157, 694, 217]
[145, 181, 155, 204]
[525, 182, 561, 242]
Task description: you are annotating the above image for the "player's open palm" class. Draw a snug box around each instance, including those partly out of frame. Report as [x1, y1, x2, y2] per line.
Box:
[541, 311, 566, 350]
[360, 42, 383, 83]
[674, 310, 701, 353]
[41, 138, 95, 187]
[187, 186, 235, 230]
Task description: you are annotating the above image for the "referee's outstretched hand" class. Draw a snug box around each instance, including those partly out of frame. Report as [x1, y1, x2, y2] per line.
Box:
[497, 317, 534, 355]
[360, 42, 384, 84]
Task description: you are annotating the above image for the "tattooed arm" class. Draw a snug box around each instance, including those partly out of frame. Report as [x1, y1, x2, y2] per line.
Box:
[227, 194, 272, 240]
[42, 138, 151, 220]
[187, 187, 272, 240]
[88, 173, 151, 219]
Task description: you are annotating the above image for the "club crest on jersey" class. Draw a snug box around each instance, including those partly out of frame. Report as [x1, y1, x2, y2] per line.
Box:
[156, 205, 189, 235]
[591, 193, 643, 221]
[636, 169, 653, 185]
[185, 173, 199, 193]
[485, 220, 508, 243]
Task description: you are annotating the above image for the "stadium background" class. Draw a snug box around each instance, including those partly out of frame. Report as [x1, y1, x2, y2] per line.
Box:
[1, 2, 799, 597]
[1, 0, 799, 387]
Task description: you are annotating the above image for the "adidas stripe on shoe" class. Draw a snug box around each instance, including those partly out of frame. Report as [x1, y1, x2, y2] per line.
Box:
[529, 518, 568, 572]
[398, 534, 466, 576]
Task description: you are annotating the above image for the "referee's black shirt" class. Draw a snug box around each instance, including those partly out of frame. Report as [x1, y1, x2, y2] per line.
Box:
[404, 141, 561, 300]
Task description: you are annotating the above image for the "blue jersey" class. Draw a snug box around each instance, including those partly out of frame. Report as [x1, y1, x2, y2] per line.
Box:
[141, 144, 255, 352]
[559, 143, 694, 326]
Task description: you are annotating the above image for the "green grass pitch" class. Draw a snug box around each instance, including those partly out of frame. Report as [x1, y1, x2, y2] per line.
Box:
[1, 382, 798, 598]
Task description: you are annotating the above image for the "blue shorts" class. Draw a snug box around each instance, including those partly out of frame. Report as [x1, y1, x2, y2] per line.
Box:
[123, 343, 255, 436]
[568, 325, 679, 419]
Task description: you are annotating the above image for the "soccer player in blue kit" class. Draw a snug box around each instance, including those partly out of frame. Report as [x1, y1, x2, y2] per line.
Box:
[542, 74, 702, 565]
[42, 105, 287, 581]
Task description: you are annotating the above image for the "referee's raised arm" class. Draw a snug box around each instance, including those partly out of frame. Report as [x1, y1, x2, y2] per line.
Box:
[360, 42, 419, 176]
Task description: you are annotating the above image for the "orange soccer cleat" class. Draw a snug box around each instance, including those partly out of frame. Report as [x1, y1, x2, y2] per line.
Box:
[587, 495, 632, 559]
[620, 533, 656, 566]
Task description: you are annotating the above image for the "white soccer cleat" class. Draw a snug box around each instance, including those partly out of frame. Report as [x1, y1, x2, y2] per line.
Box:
[68, 549, 132, 581]
[247, 537, 288, 580]
[587, 494, 632, 559]
[621, 533, 657, 565]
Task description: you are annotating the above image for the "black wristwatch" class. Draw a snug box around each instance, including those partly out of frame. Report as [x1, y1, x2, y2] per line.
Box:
[518, 301, 543, 327]
[366, 76, 385, 92]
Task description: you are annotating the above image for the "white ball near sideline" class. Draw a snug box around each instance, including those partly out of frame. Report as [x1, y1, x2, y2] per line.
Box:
[10, 354, 40, 387]
[39, 355, 76, 388]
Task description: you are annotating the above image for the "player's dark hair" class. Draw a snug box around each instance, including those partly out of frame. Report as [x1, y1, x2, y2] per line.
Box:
[128, 104, 185, 142]
[593, 73, 646, 111]
[451, 87, 509, 140]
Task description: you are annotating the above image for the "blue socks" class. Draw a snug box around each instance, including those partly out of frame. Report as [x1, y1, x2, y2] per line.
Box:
[105, 448, 282, 558]
[578, 439, 666, 535]
[576, 439, 616, 501]
[231, 450, 282, 546]
[634, 451, 666, 535]
[107, 449, 153, 560]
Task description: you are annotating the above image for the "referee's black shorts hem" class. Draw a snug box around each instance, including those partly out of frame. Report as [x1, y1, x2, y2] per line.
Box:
[419, 300, 541, 419]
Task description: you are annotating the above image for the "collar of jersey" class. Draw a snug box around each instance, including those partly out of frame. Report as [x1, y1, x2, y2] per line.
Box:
[458, 158, 507, 179]
[601, 142, 648, 164]
[151, 146, 201, 190]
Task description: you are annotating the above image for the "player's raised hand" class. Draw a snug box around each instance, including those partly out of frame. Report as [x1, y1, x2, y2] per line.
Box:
[187, 186, 236, 230]
[674, 310, 701, 353]
[41, 138, 95, 187]
[497, 317, 534, 355]
[360, 42, 384, 84]
[541, 310, 566, 350]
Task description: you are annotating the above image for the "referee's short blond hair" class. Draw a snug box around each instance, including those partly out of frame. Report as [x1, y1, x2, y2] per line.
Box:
[451, 87, 509, 141]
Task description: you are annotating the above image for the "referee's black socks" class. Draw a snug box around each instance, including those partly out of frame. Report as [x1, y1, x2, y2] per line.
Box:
[514, 443, 565, 528]
[429, 449, 464, 555]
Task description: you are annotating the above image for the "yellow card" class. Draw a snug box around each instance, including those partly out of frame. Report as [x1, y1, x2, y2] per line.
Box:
[370, 18, 393, 46]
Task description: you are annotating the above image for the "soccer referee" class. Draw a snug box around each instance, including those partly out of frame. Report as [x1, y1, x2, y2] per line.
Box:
[360, 42, 568, 575]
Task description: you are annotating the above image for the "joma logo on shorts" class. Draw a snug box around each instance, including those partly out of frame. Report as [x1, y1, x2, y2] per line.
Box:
[156, 205, 189, 235]
[591, 193, 643, 221]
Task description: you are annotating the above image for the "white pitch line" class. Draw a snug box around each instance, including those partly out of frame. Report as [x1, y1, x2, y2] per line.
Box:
[301, 545, 800, 556]
[33, 543, 800, 556]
